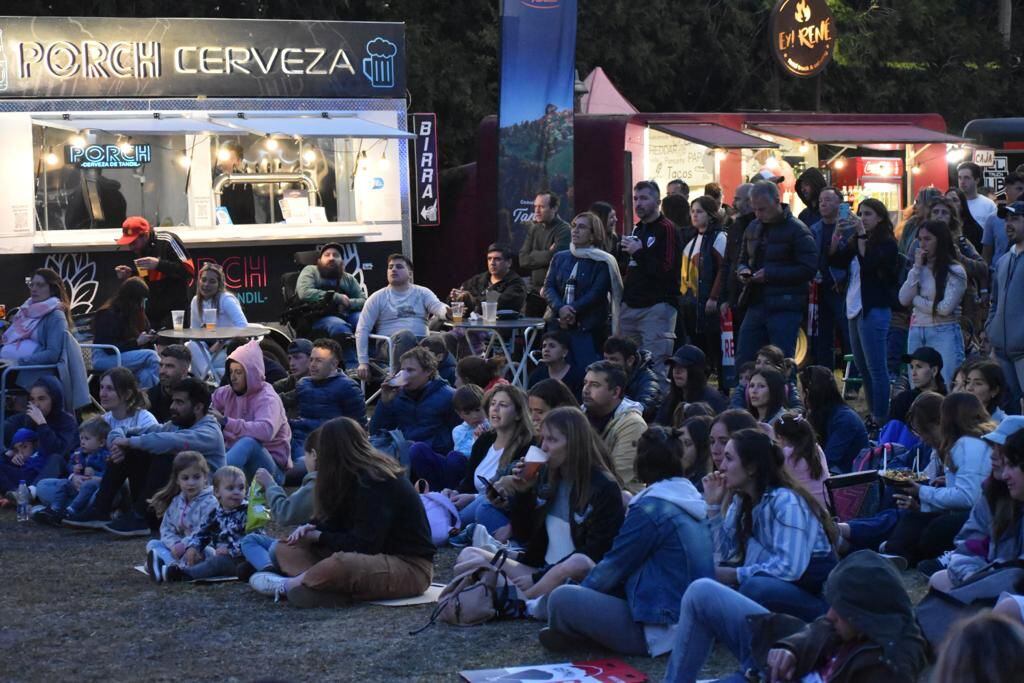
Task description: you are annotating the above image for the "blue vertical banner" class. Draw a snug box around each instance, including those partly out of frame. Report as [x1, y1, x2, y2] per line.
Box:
[497, 0, 577, 250]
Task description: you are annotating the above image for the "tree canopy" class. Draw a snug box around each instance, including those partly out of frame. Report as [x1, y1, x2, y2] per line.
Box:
[17, 1, 1024, 165]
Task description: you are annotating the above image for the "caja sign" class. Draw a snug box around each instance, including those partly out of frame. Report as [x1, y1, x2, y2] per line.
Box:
[769, 0, 836, 78]
[0, 16, 405, 98]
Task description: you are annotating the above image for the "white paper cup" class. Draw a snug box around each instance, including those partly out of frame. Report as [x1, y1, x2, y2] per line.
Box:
[171, 310, 185, 331]
[481, 301, 497, 322]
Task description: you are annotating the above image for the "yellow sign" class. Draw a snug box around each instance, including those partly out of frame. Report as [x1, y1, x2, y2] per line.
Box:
[770, 0, 836, 78]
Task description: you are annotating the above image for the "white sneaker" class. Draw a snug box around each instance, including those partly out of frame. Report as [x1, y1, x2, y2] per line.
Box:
[249, 572, 288, 602]
[936, 549, 954, 568]
[472, 524, 504, 554]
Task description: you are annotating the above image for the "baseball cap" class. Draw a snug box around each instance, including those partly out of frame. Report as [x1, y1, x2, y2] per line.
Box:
[983, 416, 1024, 446]
[116, 216, 151, 245]
[901, 346, 943, 369]
[11, 427, 37, 446]
[287, 338, 313, 356]
[666, 345, 707, 369]
[752, 168, 785, 184]
[1005, 201, 1024, 218]
[319, 242, 345, 257]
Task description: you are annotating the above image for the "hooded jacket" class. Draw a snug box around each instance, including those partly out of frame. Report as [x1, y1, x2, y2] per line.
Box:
[751, 550, 929, 683]
[3, 375, 78, 461]
[624, 351, 663, 421]
[581, 477, 714, 625]
[212, 340, 292, 471]
[159, 486, 219, 550]
[592, 397, 647, 493]
[369, 377, 459, 454]
[947, 482, 1024, 586]
[112, 413, 226, 471]
[796, 168, 827, 228]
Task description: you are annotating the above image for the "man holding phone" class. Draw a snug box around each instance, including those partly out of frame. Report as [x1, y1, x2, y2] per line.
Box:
[808, 187, 852, 370]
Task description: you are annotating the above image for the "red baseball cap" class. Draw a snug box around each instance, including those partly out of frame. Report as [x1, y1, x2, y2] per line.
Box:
[116, 216, 151, 245]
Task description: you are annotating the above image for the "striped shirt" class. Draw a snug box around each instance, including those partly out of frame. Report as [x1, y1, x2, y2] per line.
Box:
[710, 486, 833, 584]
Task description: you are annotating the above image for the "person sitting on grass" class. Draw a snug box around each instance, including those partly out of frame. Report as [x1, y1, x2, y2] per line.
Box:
[146, 345, 191, 424]
[144, 451, 217, 583]
[408, 384, 489, 492]
[961, 359, 1008, 423]
[539, 426, 714, 655]
[653, 345, 726, 425]
[582, 360, 647, 493]
[419, 336, 457, 387]
[3, 376, 79, 477]
[602, 336, 663, 422]
[0, 428, 42, 499]
[527, 330, 585, 399]
[165, 465, 255, 582]
[708, 409, 760, 471]
[273, 338, 313, 397]
[454, 407, 625, 613]
[456, 355, 508, 393]
[728, 345, 802, 411]
[526, 379, 579, 431]
[773, 412, 831, 510]
[247, 417, 436, 607]
[703, 428, 838, 622]
[799, 365, 869, 474]
[662, 550, 928, 683]
[744, 367, 789, 427]
[31, 418, 111, 526]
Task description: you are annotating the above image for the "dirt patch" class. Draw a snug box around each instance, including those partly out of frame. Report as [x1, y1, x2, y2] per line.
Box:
[1, 513, 927, 682]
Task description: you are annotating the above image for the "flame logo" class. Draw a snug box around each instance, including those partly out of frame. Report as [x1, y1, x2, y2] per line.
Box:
[795, 0, 811, 22]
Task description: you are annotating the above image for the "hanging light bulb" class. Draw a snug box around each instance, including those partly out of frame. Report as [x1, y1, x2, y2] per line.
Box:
[44, 147, 59, 166]
[911, 164, 922, 176]
[264, 135, 279, 151]
[833, 157, 847, 170]
[946, 146, 965, 164]
[68, 134, 86, 149]
[377, 151, 390, 170]
[217, 145, 232, 162]
[358, 150, 370, 174]
[118, 137, 134, 155]
[302, 148, 317, 164]
[798, 141, 810, 154]
[177, 150, 191, 169]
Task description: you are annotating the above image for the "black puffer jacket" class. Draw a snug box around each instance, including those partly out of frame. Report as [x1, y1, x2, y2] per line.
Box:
[625, 350, 662, 422]
[739, 206, 817, 315]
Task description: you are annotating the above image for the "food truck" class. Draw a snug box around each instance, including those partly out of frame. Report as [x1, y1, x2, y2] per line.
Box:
[0, 16, 414, 323]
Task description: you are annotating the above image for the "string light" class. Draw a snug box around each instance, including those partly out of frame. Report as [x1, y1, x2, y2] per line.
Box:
[833, 157, 847, 170]
[357, 150, 370, 174]
[911, 164, 922, 176]
[946, 146, 965, 164]
[68, 134, 86, 149]
[798, 141, 810, 154]
[377, 151, 390, 170]
[44, 147, 59, 166]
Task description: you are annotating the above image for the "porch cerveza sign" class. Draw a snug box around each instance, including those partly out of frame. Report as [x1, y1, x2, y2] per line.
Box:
[769, 0, 835, 78]
[0, 16, 405, 98]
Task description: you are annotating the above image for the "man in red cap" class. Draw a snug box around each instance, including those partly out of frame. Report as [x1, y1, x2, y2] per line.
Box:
[115, 216, 195, 330]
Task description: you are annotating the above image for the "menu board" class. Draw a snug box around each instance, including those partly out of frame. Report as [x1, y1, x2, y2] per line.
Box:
[646, 129, 715, 194]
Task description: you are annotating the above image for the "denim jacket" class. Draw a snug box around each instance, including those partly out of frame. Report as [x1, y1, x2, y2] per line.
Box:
[581, 478, 714, 625]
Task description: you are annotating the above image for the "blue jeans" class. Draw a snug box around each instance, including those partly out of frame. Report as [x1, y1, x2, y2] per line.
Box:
[887, 322, 909, 383]
[847, 508, 905, 550]
[547, 585, 649, 655]
[849, 307, 892, 422]
[736, 305, 803, 367]
[738, 575, 828, 623]
[663, 578, 769, 683]
[458, 494, 510, 533]
[907, 322, 964, 388]
[36, 477, 100, 513]
[811, 285, 849, 369]
[408, 443, 468, 492]
[93, 348, 160, 389]
[994, 352, 1024, 408]
[226, 437, 285, 484]
[315, 312, 361, 367]
[240, 533, 279, 572]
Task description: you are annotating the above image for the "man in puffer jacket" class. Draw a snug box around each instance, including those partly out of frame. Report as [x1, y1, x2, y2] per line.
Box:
[602, 336, 662, 421]
[736, 181, 817, 366]
[213, 340, 292, 484]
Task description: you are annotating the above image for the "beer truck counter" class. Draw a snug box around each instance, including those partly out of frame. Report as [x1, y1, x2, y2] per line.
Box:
[0, 16, 415, 322]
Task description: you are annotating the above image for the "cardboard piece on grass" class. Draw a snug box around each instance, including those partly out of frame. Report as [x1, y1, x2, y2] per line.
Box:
[459, 658, 647, 682]
[133, 565, 238, 583]
[368, 583, 445, 606]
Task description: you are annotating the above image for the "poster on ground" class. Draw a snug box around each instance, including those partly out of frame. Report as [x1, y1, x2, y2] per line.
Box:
[459, 658, 647, 682]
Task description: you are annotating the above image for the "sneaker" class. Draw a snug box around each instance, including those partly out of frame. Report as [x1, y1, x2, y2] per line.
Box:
[917, 550, 954, 578]
[164, 564, 189, 583]
[62, 508, 112, 529]
[146, 549, 165, 583]
[249, 572, 289, 602]
[472, 524, 504, 554]
[103, 514, 151, 538]
[448, 523, 478, 549]
[31, 507, 64, 527]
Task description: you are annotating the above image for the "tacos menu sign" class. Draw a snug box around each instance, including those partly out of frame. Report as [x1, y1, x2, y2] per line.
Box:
[769, 0, 836, 78]
[0, 16, 405, 98]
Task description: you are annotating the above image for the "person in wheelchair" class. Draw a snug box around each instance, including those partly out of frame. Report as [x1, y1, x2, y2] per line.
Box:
[296, 242, 365, 341]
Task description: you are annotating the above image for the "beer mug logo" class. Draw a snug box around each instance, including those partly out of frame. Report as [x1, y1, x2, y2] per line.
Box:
[363, 37, 398, 89]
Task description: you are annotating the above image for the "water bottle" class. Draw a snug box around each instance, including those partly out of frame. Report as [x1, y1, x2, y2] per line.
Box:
[564, 278, 576, 307]
[16, 480, 29, 522]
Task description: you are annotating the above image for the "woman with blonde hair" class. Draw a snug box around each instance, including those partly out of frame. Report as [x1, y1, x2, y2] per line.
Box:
[188, 262, 248, 380]
[248, 417, 435, 607]
[543, 211, 623, 368]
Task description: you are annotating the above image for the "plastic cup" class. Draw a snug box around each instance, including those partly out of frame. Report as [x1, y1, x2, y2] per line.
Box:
[134, 259, 149, 278]
[451, 301, 465, 323]
[387, 370, 410, 387]
[523, 448, 549, 481]
[171, 310, 185, 331]
[481, 301, 497, 322]
[202, 308, 217, 330]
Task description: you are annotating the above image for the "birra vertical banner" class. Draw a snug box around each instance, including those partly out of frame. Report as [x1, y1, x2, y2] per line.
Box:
[409, 113, 440, 226]
[497, 0, 577, 250]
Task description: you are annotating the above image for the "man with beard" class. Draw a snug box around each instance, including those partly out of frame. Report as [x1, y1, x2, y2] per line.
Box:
[74, 378, 225, 536]
[147, 345, 192, 423]
[296, 242, 366, 339]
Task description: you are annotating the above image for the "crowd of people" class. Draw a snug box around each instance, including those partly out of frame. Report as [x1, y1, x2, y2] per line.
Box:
[5, 166, 1024, 681]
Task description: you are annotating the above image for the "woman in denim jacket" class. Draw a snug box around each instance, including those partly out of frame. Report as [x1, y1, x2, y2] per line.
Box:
[539, 426, 714, 655]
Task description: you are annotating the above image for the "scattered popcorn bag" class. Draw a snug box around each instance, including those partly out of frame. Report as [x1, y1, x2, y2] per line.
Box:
[245, 480, 271, 533]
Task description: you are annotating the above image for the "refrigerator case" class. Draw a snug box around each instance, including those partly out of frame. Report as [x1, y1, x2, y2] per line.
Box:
[832, 157, 904, 213]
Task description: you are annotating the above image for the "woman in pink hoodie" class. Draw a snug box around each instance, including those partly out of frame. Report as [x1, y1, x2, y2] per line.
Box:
[212, 340, 293, 483]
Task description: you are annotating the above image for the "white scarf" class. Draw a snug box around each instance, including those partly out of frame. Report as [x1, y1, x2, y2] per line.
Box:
[569, 244, 623, 335]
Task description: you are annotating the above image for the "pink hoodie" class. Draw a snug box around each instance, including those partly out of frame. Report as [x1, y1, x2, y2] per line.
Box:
[212, 340, 292, 471]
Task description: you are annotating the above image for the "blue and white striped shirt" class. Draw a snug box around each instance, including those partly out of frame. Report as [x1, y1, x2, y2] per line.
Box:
[710, 487, 833, 584]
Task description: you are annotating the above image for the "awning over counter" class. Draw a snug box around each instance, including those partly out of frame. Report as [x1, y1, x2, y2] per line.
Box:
[32, 114, 240, 135]
[651, 122, 779, 149]
[209, 115, 415, 139]
[748, 123, 970, 145]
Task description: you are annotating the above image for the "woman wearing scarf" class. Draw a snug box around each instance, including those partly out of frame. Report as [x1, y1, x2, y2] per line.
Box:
[542, 212, 623, 369]
[0, 268, 73, 391]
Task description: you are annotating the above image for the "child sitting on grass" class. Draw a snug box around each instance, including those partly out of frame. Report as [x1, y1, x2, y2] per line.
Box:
[145, 451, 218, 582]
[165, 465, 254, 582]
[408, 384, 490, 492]
[1, 428, 43, 499]
[32, 418, 111, 526]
